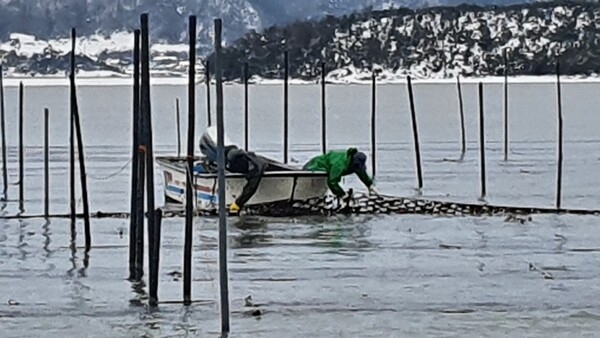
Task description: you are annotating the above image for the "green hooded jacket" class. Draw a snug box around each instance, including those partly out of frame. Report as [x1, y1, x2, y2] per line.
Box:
[304, 148, 373, 197]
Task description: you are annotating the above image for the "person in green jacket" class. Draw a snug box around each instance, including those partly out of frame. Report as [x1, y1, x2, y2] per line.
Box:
[303, 148, 379, 198]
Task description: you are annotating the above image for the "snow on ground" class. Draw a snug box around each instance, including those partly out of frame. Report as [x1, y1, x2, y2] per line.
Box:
[0, 31, 189, 58]
[2, 74, 600, 88]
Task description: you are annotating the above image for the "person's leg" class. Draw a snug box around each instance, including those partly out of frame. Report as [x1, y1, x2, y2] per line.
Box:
[235, 167, 263, 208]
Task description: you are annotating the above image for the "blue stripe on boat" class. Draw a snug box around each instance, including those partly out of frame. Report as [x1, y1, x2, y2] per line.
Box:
[167, 185, 218, 203]
[166, 185, 184, 194]
[198, 192, 217, 203]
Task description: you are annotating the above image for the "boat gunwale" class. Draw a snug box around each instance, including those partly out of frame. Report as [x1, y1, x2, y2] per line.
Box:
[156, 156, 328, 179]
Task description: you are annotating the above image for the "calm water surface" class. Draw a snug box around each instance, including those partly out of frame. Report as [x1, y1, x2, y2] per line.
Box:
[0, 80, 600, 337]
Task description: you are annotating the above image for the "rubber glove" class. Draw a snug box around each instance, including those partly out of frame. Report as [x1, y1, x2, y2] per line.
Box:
[369, 185, 380, 196]
[229, 202, 241, 214]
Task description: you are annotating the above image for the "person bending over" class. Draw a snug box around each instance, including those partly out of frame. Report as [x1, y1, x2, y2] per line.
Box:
[225, 146, 266, 214]
[304, 147, 379, 199]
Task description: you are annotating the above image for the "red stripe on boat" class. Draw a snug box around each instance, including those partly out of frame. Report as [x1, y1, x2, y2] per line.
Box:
[195, 185, 212, 193]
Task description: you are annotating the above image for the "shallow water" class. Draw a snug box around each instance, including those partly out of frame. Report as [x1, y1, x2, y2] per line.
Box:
[1, 81, 600, 337]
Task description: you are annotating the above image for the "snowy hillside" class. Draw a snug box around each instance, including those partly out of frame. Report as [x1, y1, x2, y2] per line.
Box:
[0, 1, 598, 80]
[0, 0, 529, 44]
[215, 2, 600, 81]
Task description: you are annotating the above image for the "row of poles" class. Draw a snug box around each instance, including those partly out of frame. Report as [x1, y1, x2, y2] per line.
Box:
[0, 35, 569, 218]
[0, 11, 172, 312]
[0, 31, 93, 249]
[127, 15, 230, 332]
[127, 13, 164, 310]
[179, 49, 564, 207]
[0, 15, 567, 336]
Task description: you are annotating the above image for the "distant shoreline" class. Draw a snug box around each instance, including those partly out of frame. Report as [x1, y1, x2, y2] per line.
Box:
[2, 73, 600, 87]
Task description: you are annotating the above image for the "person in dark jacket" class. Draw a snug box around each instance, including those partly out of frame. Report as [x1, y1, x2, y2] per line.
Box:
[197, 129, 266, 214]
[304, 147, 379, 198]
[225, 146, 266, 214]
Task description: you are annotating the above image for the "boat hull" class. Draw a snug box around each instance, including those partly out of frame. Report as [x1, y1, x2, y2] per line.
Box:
[157, 156, 329, 211]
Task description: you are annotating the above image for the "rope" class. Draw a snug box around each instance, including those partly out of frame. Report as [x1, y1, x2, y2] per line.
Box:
[182, 160, 198, 205]
[86, 157, 133, 181]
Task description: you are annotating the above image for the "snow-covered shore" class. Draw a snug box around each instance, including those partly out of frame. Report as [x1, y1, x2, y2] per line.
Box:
[2, 73, 599, 88]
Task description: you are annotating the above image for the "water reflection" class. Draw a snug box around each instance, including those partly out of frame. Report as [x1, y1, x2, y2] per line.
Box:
[175, 306, 199, 336]
[0, 200, 6, 215]
[231, 231, 273, 249]
[80, 251, 89, 277]
[129, 280, 147, 307]
[42, 219, 51, 259]
[64, 224, 92, 312]
[229, 214, 377, 253]
[67, 232, 77, 278]
[66, 220, 90, 278]
[301, 215, 376, 252]
[17, 219, 27, 261]
[230, 216, 273, 249]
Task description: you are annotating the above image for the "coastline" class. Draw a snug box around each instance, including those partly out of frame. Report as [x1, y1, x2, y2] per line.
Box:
[2, 71, 600, 87]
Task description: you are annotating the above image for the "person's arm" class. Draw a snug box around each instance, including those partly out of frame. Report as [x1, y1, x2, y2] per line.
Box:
[327, 165, 346, 197]
[246, 152, 265, 172]
[356, 170, 373, 188]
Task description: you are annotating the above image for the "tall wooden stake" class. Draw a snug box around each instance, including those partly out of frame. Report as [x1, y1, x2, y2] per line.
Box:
[478, 82, 486, 200]
[214, 18, 230, 334]
[371, 69, 377, 178]
[321, 62, 327, 154]
[457, 75, 466, 160]
[18, 82, 24, 212]
[70, 28, 91, 252]
[556, 58, 563, 210]
[134, 30, 145, 281]
[243, 62, 249, 152]
[406, 76, 423, 191]
[141, 13, 159, 307]
[44, 108, 49, 218]
[183, 15, 196, 306]
[504, 49, 509, 161]
[283, 50, 289, 164]
[0, 65, 7, 200]
[153, 208, 163, 292]
[129, 29, 141, 281]
[206, 60, 211, 127]
[69, 31, 76, 228]
[176, 98, 181, 157]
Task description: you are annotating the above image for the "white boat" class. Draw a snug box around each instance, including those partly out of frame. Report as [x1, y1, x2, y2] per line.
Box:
[156, 128, 329, 212]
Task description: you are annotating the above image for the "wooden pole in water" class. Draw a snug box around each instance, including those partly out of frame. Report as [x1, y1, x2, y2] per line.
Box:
[134, 30, 145, 282]
[503, 49, 509, 161]
[140, 13, 159, 307]
[0, 65, 7, 200]
[69, 30, 76, 228]
[478, 82, 486, 200]
[283, 50, 289, 164]
[70, 28, 91, 252]
[556, 58, 563, 210]
[205, 60, 211, 127]
[176, 98, 181, 157]
[44, 108, 49, 218]
[321, 62, 326, 154]
[18, 82, 24, 212]
[183, 15, 196, 306]
[243, 62, 249, 152]
[214, 18, 230, 334]
[153, 208, 163, 289]
[371, 69, 376, 178]
[406, 76, 423, 191]
[129, 29, 141, 281]
[457, 75, 466, 160]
